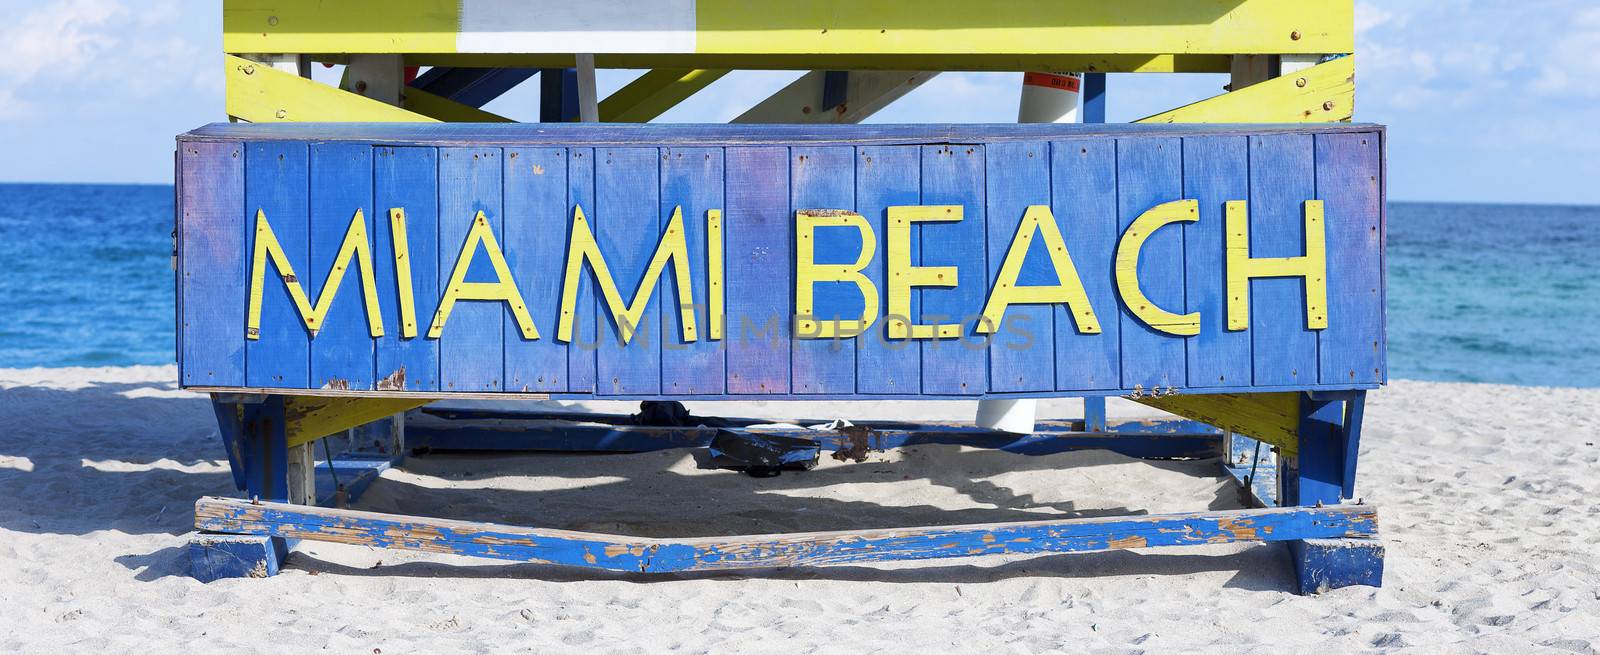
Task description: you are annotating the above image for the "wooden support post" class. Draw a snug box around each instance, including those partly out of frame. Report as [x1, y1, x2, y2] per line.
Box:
[1082, 73, 1107, 123]
[286, 443, 316, 505]
[189, 395, 294, 581]
[539, 68, 578, 122]
[1083, 397, 1108, 432]
[574, 54, 598, 122]
[1280, 391, 1383, 593]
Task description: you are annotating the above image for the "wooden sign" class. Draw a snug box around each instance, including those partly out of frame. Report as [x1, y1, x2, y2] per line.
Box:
[176, 124, 1385, 398]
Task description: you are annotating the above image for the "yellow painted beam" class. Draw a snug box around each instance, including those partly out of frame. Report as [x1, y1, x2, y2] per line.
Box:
[1135, 56, 1354, 124]
[226, 0, 1351, 58]
[283, 396, 431, 448]
[404, 53, 1233, 74]
[401, 86, 514, 122]
[227, 54, 437, 122]
[227, 54, 511, 123]
[1133, 393, 1301, 456]
[599, 69, 729, 123]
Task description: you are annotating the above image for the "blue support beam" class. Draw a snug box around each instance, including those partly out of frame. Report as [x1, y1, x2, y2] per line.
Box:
[1278, 390, 1383, 594]
[1082, 73, 1106, 123]
[411, 67, 536, 108]
[540, 68, 579, 122]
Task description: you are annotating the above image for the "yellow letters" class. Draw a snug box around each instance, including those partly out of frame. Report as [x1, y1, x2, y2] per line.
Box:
[556, 205, 698, 345]
[885, 205, 964, 339]
[1115, 199, 1200, 336]
[976, 205, 1101, 335]
[388, 208, 418, 338]
[795, 210, 880, 338]
[1225, 200, 1328, 331]
[707, 209, 724, 341]
[427, 211, 539, 340]
[247, 208, 383, 339]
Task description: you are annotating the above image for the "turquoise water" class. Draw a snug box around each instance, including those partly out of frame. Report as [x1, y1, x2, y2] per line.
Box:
[0, 184, 1595, 387]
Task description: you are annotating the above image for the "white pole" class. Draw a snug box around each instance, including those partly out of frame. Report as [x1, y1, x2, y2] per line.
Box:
[575, 54, 599, 122]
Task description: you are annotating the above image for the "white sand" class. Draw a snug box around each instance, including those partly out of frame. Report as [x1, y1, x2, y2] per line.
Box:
[1, 365, 1597, 652]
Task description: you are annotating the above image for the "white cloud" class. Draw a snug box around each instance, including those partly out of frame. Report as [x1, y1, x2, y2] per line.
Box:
[0, 0, 210, 120]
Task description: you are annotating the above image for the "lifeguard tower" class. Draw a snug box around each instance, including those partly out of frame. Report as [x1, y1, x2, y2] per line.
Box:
[180, 1, 1382, 594]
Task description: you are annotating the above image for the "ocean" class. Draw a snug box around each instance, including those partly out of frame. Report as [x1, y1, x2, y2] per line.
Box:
[0, 183, 1595, 387]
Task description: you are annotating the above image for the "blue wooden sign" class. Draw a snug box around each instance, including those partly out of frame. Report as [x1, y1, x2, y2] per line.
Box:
[176, 123, 1385, 398]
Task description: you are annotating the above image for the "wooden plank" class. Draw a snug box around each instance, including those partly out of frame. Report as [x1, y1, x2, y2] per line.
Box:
[373, 147, 441, 391]
[1315, 132, 1384, 384]
[660, 147, 726, 394]
[504, 147, 569, 392]
[734, 71, 936, 124]
[225, 54, 440, 123]
[919, 144, 987, 395]
[1137, 57, 1355, 124]
[1182, 136, 1252, 387]
[186, 122, 1383, 147]
[725, 147, 791, 394]
[854, 146, 921, 393]
[282, 396, 431, 448]
[984, 141, 1053, 392]
[196, 496, 1378, 573]
[1050, 140, 1120, 390]
[1115, 138, 1185, 391]
[224, 1, 1354, 57]
[600, 68, 729, 122]
[179, 142, 245, 387]
[245, 141, 309, 389]
[438, 147, 505, 392]
[595, 148, 663, 395]
[567, 148, 598, 392]
[790, 146, 857, 393]
[1248, 134, 1319, 386]
[1135, 392, 1301, 455]
[308, 143, 375, 390]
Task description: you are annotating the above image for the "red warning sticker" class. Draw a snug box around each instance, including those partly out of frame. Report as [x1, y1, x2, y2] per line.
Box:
[1023, 72, 1081, 93]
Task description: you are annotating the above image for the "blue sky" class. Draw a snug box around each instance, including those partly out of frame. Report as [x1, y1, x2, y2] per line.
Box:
[0, 0, 1595, 205]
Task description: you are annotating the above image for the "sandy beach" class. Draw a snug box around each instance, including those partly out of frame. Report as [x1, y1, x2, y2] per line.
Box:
[1, 365, 1596, 652]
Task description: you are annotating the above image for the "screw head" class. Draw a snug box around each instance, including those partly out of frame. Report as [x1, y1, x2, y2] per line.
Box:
[267, 15, 279, 26]
[241, 64, 255, 75]
[355, 80, 369, 93]
[1322, 100, 1336, 111]
[275, 109, 287, 119]
[1296, 77, 1308, 88]
[1291, 30, 1302, 40]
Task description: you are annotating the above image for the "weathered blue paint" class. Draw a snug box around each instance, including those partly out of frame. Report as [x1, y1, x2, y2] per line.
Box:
[194, 497, 1380, 573]
[1183, 136, 1252, 387]
[791, 146, 858, 394]
[176, 124, 1387, 400]
[309, 142, 375, 390]
[438, 148, 504, 392]
[854, 146, 921, 394]
[660, 147, 725, 394]
[178, 142, 245, 387]
[595, 147, 662, 395]
[374, 147, 441, 391]
[985, 141, 1054, 392]
[1116, 137, 1186, 390]
[243, 141, 309, 389]
[504, 147, 568, 392]
[188, 533, 289, 582]
[1290, 537, 1385, 594]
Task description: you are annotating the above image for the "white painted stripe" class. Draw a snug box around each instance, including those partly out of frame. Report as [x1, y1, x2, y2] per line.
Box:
[457, 0, 697, 54]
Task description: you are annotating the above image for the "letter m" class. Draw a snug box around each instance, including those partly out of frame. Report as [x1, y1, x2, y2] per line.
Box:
[246, 209, 383, 339]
